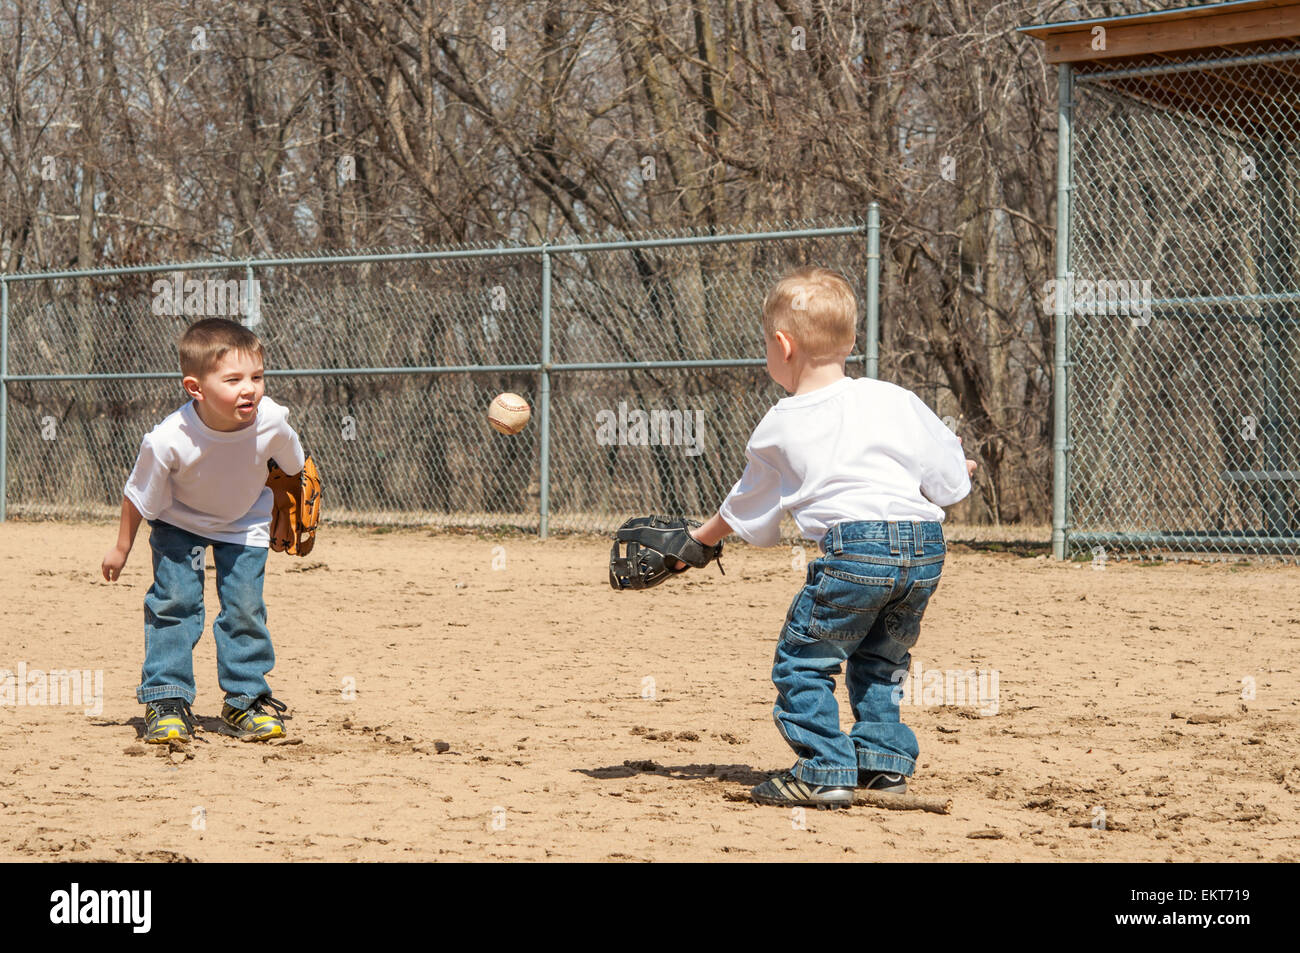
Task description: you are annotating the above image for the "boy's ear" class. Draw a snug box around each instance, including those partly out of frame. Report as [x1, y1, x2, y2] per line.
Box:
[182, 375, 203, 400]
[774, 329, 795, 362]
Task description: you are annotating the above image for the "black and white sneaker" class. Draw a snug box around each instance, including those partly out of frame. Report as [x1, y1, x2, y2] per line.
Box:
[750, 770, 854, 809]
[858, 770, 907, 794]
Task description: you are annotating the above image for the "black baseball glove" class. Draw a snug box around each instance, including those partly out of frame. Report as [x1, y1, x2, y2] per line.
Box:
[609, 515, 725, 591]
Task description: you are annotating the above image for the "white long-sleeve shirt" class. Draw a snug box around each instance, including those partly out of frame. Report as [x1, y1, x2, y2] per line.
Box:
[124, 396, 306, 547]
[718, 376, 971, 547]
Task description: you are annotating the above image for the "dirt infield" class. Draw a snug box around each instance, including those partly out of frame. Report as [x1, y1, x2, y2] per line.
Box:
[2, 521, 1297, 862]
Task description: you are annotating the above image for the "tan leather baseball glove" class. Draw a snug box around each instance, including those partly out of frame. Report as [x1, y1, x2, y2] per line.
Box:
[266, 453, 322, 556]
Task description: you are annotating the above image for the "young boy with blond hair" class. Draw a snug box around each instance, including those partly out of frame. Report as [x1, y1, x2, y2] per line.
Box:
[684, 266, 976, 807]
[101, 317, 304, 743]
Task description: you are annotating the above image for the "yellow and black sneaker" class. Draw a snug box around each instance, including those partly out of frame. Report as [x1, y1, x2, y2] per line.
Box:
[218, 695, 288, 742]
[144, 698, 196, 744]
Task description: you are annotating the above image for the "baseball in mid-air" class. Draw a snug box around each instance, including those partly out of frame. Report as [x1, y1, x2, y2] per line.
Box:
[488, 393, 531, 435]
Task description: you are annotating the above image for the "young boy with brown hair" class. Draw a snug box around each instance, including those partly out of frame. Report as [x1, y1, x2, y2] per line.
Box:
[101, 317, 304, 743]
[685, 267, 977, 807]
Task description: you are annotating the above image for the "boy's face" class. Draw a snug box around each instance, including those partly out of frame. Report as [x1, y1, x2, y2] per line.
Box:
[185, 349, 265, 431]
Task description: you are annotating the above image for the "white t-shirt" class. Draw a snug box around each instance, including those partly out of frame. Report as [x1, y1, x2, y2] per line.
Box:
[718, 377, 971, 548]
[124, 396, 306, 547]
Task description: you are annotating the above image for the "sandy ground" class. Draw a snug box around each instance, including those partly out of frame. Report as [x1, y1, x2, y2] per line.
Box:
[1, 521, 1297, 862]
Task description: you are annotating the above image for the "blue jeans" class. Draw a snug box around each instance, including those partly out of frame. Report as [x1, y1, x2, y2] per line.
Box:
[137, 520, 275, 710]
[773, 520, 946, 787]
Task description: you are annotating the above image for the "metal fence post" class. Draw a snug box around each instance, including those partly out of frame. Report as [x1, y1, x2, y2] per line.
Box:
[538, 247, 552, 539]
[1259, 134, 1290, 538]
[0, 277, 7, 522]
[245, 261, 256, 327]
[1052, 63, 1073, 561]
[865, 202, 880, 379]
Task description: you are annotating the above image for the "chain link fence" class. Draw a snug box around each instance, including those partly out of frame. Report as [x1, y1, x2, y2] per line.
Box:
[0, 216, 878, 537]
[1062, 43, 1300, 561]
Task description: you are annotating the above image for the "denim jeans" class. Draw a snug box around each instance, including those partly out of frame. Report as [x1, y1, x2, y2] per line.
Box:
[137, 520, 275, 710]
[773, 520, 946, 787]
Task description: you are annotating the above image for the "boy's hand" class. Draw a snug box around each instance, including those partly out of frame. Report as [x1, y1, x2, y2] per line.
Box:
[676, 520, 728, 564]
[102, 544, 129, 582]
[666, 528, 700, 570]
[958, 436, 977, 478]
[609, 516, 725, 590]
[106, 497, 144, 581]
